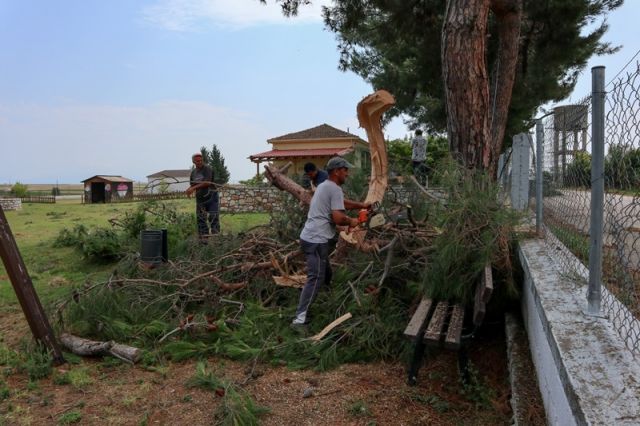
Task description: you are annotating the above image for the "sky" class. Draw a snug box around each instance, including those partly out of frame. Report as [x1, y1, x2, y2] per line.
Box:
[1, 0, 639, 184]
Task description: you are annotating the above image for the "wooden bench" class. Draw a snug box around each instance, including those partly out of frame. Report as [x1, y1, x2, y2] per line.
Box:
[404, 264, 493, 385]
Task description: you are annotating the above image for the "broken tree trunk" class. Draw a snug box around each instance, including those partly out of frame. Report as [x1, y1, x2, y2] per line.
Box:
[357, 90, 395, 205]
[60, 333, 142, 364]
[264, 161, 312, 206]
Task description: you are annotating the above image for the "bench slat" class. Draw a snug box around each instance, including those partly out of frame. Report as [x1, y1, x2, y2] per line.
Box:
[403, 297, 432, 339]
[444, 304, 464, 349]
[424, 301, 448, 344]
[481, 264, 493, 303]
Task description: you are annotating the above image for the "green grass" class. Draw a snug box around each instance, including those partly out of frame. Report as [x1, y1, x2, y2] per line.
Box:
[0, 200, 269, 306]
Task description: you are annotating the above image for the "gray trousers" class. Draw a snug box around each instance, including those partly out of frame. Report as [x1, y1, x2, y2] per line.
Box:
[293, 239, 332, 324]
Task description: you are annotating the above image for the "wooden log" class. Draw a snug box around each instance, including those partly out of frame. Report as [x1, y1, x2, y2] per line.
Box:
[403, 297, 433, 339]
[424, 301, 449, 345]
[444, 304, 465, 349]
[110, 343, 142, 364]
[310, 313, 352, 342]
[264, 164, 312, 206]
[59, 333, 142, 363]
[60, 333, 112, 356]
[272, 275, 306, 288]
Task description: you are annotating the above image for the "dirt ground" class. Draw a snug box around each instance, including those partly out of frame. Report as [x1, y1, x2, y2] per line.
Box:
[0, 311, 513, 426]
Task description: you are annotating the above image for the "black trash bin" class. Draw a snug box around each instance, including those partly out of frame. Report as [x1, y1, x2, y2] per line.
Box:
[140, 229, 168, 264]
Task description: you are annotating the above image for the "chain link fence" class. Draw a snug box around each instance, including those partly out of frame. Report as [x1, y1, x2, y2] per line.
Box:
[532, 63, 640, 356]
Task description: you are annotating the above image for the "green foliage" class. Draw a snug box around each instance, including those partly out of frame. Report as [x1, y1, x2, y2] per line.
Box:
[238, 172, 267, 186]
[605, 144, 640, 191]
[0, 381, 10, 401]
[320, 0, 622, 141]
[79, 228, 125, 261]
[17, 342, 53, 381]
[58, 410, 82, 425]
[348, 400, 372, 417]
[187, 362, 269, 425]
[423, 160, 520, 304]
[10, 182, 28, 197]
[565, 151, 591, 188]
[386, 136, 449, 182]
[201, 144, 231, 184]
[54, 202, 197, 262]
[460, 363, 495, 408]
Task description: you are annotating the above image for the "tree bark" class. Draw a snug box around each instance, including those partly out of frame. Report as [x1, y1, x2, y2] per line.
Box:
[442, 0, 491, 171]
[442, 0, 522, 178]
[488, 0, 523, 177]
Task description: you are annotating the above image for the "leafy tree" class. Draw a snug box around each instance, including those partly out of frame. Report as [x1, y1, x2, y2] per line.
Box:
[605, 145, 640, 190]
[200, 144, 230, 185]
[262, 0, 622, 176]
[565, 151, 591, 188]
[10, 182, 28, 197]
[239, 173, 267, 186]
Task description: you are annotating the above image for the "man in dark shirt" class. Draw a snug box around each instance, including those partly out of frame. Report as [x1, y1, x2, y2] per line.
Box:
[302, 162, 329, 191]
[186, 153, 219, 237]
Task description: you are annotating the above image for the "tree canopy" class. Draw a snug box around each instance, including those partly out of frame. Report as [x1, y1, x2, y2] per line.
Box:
[200, 144, 230, 184]
[263, 0, 622, 160]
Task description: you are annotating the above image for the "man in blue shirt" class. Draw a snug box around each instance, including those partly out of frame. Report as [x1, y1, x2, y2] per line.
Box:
[302, 162, 328, 191]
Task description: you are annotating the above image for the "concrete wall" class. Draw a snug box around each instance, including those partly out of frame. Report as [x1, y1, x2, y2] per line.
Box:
[519, 237, 640, 425]
[0, 198, 21, 211]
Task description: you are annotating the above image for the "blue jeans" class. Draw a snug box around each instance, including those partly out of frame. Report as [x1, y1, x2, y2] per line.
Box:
[293, 239, 332, 325]
[196, 192, 219, 236]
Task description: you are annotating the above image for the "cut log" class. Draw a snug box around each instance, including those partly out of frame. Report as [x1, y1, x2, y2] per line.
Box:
[59, 333, 111, 356]
[59, 333, 142, 363]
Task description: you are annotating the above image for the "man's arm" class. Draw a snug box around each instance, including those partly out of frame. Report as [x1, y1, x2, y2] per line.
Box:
[344, 199, 371, 210]
[331, 210, 359, 228]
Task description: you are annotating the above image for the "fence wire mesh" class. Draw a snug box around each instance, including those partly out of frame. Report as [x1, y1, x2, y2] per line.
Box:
[536, 62, 640, 355]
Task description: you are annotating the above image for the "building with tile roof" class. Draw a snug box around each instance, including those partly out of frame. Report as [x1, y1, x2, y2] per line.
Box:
[249, 123, 370, 177]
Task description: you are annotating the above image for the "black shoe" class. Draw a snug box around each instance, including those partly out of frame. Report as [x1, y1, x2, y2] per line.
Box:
[290, 322, 310, 337]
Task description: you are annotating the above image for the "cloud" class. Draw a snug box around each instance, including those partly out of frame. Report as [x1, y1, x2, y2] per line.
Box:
[0, 101, 272, 183]
[141, 0, 331, 31]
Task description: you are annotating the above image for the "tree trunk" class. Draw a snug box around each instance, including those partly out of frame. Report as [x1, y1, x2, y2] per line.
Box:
[442, 0, 491, 171]
[442, 0, 522, 178]
[488, 0, 523, 177]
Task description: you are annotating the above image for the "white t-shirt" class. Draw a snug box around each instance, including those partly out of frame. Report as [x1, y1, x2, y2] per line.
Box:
[299, 180, 345, 243]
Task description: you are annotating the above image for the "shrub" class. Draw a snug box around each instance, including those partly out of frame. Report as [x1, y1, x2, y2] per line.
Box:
[10, 182, 28, 197]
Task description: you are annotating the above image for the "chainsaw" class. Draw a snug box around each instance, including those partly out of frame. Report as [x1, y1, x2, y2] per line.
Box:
[357, 201, 386, 229]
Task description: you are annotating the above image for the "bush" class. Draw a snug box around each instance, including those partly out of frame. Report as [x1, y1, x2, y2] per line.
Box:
[10, 182, 28, 197]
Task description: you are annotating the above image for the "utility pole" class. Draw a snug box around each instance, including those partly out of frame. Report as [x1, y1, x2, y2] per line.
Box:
[0, 205, 64, 363]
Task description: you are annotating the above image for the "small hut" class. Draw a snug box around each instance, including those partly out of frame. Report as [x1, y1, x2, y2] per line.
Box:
[82, 175, 134, 203]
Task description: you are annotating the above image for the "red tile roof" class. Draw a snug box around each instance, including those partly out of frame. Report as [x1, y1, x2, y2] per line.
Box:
[249, 147, 353, 162]
[268, 124, 363, 142]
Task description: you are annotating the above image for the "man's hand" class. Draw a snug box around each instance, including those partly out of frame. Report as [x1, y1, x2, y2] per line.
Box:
[186, 187, 195, 197]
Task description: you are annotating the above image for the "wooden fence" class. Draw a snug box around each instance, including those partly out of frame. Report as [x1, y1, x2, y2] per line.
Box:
[18, 196, 56, 204]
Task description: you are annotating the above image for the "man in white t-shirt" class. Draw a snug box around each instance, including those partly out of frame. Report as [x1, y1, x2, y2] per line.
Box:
[291, 157, 370, 332]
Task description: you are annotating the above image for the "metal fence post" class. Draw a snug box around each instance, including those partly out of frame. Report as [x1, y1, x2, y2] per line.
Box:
[587, 66, 605, 316]
[535, 120, 544, 236]
[510, 134, 530, 211]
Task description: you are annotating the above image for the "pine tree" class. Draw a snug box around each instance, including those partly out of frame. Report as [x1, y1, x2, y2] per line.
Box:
[207, 144, 230, 184]
[263, 0, 622, 175]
